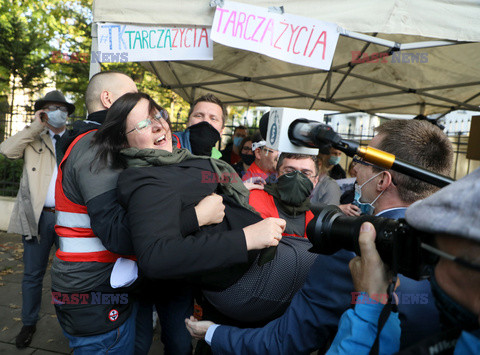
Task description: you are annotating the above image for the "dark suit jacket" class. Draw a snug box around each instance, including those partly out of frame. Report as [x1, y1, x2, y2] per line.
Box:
[117, 159, 261, 287]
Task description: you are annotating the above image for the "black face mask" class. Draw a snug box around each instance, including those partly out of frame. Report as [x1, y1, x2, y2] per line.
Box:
[276, 171, 314, 206]
[430, 268, 479, 331]
[188, 121, 220, 156]
[240, 153, 255, 166]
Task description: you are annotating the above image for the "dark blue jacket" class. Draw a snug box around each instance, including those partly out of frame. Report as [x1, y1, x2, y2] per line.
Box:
[210, 208, 441, 354]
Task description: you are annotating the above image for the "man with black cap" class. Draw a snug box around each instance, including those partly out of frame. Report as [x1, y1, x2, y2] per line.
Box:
[326, 167, 480, 353]
[0, 90, 75, 348]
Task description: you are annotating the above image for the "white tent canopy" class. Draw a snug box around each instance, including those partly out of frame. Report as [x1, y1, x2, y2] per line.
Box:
[92, 0, 480, 116]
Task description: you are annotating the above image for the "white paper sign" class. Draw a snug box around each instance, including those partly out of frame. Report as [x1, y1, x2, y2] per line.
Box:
[96, 23, 213, 63]
[211, 1, 340, 70]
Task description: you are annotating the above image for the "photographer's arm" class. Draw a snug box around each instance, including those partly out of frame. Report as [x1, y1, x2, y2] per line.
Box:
[326, 222, 401, 354]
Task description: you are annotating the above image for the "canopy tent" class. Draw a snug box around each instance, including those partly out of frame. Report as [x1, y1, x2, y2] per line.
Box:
[92, 0, 480, 117]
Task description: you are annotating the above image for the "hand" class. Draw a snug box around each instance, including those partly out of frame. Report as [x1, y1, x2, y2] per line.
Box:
[349, 222, 391, 304]
[195, 193, 225, 226]
[243, 181, 265, 191]
[185, 316, 214, 340]
[34, 110, 48, 126]
[339, 203, 361, 216]
[243, 217, 286, 250]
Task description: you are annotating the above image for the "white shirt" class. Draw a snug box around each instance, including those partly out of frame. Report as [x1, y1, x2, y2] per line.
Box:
[44, 129, 65, 208]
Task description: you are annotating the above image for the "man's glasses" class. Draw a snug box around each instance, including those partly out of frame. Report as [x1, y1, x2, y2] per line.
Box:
[262, 147, 276, 155]
[126, 110, 169, 135]
[46, 105, 68, 113]
[353, 155, 376, 168]
[281, 167, 316, 178]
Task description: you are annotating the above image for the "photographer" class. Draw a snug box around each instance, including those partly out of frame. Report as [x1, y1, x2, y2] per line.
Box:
[185, 119, 454, 353]
[327, 168, 480, 354]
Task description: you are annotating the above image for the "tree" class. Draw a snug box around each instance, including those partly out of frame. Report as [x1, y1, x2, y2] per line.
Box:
[0, 0, 54, 135]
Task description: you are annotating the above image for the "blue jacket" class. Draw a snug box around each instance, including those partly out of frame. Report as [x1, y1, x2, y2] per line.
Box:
[210, 208, 441, 354]
[327, 299, 480, 355]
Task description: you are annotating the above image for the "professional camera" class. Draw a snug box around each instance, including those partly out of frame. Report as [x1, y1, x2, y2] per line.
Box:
[306, 205, 439, 280]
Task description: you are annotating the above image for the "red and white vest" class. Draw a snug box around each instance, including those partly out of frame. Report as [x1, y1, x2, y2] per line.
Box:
[54, 131, 134, 263]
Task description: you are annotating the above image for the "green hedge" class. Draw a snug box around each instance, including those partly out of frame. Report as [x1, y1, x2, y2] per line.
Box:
[0, 155, 23, 197]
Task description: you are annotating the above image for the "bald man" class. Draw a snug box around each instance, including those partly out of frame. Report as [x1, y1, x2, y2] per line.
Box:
[51, 71, 144, 353]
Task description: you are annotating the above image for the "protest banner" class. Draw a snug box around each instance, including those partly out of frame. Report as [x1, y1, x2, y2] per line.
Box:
[97, 23, 213, 62]
[211, 1, 340, 70]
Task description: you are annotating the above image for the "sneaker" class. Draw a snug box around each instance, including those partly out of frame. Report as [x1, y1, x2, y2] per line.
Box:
[15, 325, 36, 349]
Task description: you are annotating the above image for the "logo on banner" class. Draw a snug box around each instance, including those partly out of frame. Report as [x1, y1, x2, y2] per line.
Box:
[108, 309, 119, 322]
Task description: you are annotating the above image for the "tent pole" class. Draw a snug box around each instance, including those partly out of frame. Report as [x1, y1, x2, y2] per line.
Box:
[89, 23, 101, 80]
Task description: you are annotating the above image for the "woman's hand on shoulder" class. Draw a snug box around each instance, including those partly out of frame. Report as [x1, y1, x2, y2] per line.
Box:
[243, 217, 286, 250]
[195, 193, 225, 227]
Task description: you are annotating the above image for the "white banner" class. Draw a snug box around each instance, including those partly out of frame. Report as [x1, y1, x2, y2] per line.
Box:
[211, 1, 340, 70]
[96, 23, 213, 63]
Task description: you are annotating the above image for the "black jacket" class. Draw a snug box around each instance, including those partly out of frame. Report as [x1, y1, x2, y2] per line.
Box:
[118, 159, 261, 288]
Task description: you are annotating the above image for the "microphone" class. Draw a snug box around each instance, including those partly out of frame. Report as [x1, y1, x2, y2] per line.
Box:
[260, 108, 453, 187]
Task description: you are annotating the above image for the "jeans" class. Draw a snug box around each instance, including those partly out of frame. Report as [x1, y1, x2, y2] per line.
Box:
[135, 300, 154, 354]
[63, 302, 137, 354]
[21, 210, 58, 326]
[155, 282, 194, 355]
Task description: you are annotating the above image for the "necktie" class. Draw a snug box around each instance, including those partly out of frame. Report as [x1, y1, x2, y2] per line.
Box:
[53, 134, 63, 166]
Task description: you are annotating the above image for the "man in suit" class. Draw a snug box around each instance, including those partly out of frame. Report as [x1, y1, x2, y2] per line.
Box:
[0, 90, 74, 348]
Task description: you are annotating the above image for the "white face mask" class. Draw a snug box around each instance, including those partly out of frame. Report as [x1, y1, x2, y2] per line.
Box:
[352, 171, 385, 215]
[47, 110, 68, 128]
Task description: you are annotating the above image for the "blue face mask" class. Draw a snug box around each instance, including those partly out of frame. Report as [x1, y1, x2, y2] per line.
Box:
[329, 156, 341, 166]
[233, 136, 243, 147]
[352, 172, 385, 215]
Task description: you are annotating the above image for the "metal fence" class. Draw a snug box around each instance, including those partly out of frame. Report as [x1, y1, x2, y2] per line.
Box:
[0, 109, 478, 197]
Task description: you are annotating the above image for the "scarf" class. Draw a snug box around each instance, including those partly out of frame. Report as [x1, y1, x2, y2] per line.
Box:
[121, 147, 253, 212]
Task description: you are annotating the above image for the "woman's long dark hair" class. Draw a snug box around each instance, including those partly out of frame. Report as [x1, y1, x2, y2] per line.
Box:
[91, 92, 170, 170]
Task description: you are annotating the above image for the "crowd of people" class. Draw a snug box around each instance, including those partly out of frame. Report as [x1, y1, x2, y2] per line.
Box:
[0, 70, 478, 354]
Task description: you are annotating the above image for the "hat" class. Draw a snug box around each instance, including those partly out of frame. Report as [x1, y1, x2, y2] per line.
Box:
[252, 140, 267, 151]
[34, 90, 75, 115]
[405, 168, 480, 242]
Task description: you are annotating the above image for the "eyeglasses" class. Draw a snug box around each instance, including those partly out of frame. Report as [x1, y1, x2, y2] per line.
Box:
[353, 155, 376, 168]
[281, 167, 317, 178]
[126, 110, 169, 135]
[46, 105, 68, 113]
[262, 147, 277, 155]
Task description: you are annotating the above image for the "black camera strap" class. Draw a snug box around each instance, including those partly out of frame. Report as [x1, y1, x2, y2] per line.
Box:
[369, 231, 400, 355]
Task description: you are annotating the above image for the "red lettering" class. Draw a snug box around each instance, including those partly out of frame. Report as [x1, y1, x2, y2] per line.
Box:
[172, 29, 178, 48]
[304, 26, 315, 56]
[70, 52, 79, 63]
[244, 14, 255, 40]
[70, 294, 79, 304]
[379, 52, 389, 63]
[293, 26, 307, 55]
[235, 12, 246, 39]
[274, 22, 288, 50]
[184, 29, 192, 48]
[79, 294, 89, 304]
[179, 28, 186, 48]
[251, 16, 265, 43]
[51, 291, 61, 304]
[61, 294, 71, 304]
[368, 53, 379, 63]
[287, 24, 299, 52]
[223, 10, 237, 36]
[351, 292, 361, 304]
[79, 53, 89, 64]
[351, 51, 362, 63]
[201, 171, 212, 183]
[260, 18, 275, 45]
[51, 51, 62, 64]
[308, 31, 327, 59]
[215, 8, 230, 32]
[199, 28, 209, 47]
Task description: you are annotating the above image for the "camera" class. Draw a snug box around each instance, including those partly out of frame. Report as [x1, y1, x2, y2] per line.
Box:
[306, 205, 438, 280]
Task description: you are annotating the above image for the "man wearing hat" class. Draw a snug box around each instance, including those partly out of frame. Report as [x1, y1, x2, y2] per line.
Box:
[0, 90, 74, 348]
[327, 167, 480, 353]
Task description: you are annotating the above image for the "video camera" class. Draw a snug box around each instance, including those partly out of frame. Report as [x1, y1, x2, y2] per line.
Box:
[306, 205, 439, 280]
[259, 108, 454, 279]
